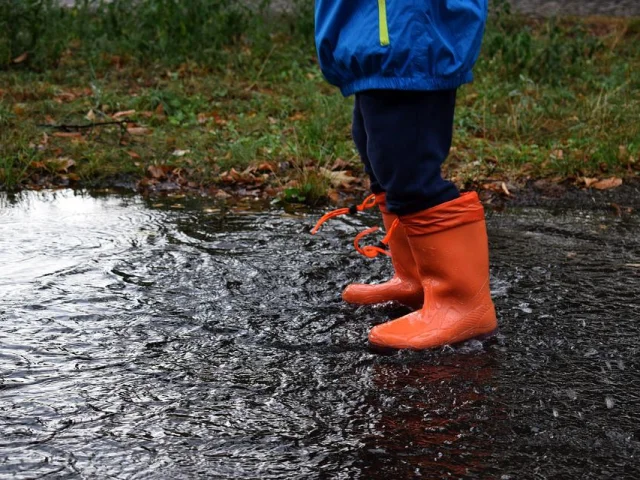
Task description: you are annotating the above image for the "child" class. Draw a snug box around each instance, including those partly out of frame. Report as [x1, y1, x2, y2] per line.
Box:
[313, 1, 497, 350]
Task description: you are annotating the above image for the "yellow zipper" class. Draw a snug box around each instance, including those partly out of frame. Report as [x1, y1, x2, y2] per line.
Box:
[378, 0, 390, 46]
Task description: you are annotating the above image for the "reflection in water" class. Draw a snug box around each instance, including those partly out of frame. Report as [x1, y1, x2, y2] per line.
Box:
[1, 190, 639, 479]
[361, 353, 502, 478]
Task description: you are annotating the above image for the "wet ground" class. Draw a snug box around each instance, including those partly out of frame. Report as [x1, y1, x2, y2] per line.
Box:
[1, 190, 639, 479]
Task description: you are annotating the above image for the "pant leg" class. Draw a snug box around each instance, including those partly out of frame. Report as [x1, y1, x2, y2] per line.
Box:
[358, 89, 460, 216]
[352, 94, 383, 194]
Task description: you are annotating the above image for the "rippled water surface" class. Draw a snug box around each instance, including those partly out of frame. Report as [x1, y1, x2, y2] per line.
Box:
[1, 190, 639, 479]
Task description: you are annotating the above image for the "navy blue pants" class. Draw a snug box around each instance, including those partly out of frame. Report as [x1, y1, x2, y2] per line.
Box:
[352, 89, 459, 215]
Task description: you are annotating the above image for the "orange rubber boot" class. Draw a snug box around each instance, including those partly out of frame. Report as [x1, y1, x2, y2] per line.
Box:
[368, 192, 497, 350]
[342, 193, 423, 308]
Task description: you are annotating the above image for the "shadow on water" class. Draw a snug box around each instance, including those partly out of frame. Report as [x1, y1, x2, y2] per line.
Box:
[0, 190, 639, 479]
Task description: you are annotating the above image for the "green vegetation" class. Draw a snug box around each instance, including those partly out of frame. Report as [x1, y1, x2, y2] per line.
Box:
[1, 0, 638, 202]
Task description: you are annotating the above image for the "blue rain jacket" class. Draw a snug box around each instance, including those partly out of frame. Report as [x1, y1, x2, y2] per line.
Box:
[315, 0, 488, 96]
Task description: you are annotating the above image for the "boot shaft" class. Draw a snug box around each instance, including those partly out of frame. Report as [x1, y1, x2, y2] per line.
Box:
[400, 192, 492, 304]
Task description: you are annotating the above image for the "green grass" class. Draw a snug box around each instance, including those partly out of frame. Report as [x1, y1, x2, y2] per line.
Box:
[1, 0, 639, 202]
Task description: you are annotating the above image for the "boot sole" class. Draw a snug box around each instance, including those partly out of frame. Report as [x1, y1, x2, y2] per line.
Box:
[367, 328, 500, 355]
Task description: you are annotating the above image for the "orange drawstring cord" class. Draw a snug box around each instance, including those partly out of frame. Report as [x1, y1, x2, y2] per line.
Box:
[310, 194, 378, 235]
[354, 218, 400, 258]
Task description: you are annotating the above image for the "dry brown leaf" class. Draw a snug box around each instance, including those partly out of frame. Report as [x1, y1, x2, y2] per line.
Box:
[148, 165, 172, 179]
[12, 52, 28, 64]
[581, 177, 599, 187]
[127, 151, 141, 159]
[52, 157, 75, 172]
[54, 92, 77, 103]
[113, 109, 136, 119]
[53, 132, 83, 138]
[320, 167, 357, 188]
[215, 190, 231, 200]
[256, 162, 275, 173]
[592, 177, 622, 190]
[330, 158, 351, 171]
[229, 168, 244, 182]
[31, 161, 46, 170]
[213, 114, 227, 126]
[127, 127, 151, 136]
[482, 181, 512, 196]
[327, 189, 341, 204]
[289, 112, 306, 121]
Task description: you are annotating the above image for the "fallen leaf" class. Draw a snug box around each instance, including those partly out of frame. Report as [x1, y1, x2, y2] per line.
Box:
[550, 149, 564, 159]
[581, 177, 599, 187]
[289, 112, 306, 121]
[86, 109, 97, 122]
[12, 52, 28, 64]
[52, 157, 75, 173]
[127, 127, 151, 136]
[113, 109, 136, 119]
[53, 131, 83, 138]
[482, 181, 512, 196]
[213, 114, 227, 126]
[54, 92, 77, 103]
[330, 158, 351, 171]
[320, 167, 357, 188]
[256, 162, 275, 173]
[592, 177, 622, 190]
[147, 164, 173, 179]
[172, 149, 191, 157]
[328, 189, 341, 203]
[229, 168, 244, 182]
[127, 151, 141, 159]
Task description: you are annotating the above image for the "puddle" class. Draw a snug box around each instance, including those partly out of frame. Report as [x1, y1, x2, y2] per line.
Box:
[1, 190, 639, 478]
